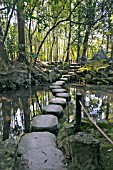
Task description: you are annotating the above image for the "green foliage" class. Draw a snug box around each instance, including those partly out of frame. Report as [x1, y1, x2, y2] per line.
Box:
[1, 0, 113, 63]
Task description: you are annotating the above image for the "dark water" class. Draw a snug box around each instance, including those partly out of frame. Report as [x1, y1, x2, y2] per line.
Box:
[0, 84, 113, 141]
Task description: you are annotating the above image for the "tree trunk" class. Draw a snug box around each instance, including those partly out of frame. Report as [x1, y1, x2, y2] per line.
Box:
[111, 28, 113, 60]
[82, 29, 90, 57]
[0, 26, 10, 63]
[50, 34, 55, 62]
[76, 10, 81, 63]
[65, 0, 72, 62]
[17, 3, 27, 63]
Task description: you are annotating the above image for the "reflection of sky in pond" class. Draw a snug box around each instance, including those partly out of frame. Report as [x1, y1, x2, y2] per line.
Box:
[85, 93, 102, 115]
[10, 108, 24, 138]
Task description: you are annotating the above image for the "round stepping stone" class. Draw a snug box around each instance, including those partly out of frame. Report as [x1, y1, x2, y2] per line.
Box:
[62, 74, 71, 79]
[56, 80, 65, 85]
[52, 88, 67, 95]
[62, 74, 71, 81]
[59, 77, 68, 82]
[71, 63, 78, 66]
[50, 85, 62, 89]
[18, 132, 57, 152]
[42, 104, 63, 117]
[49, 97, 66, 108]
[52, 82, 64, 87]
[70, 65, 75, 69]
[55, 92, 71, 102]
[68, 72, 75, 75]
[31, 114, 59, 134]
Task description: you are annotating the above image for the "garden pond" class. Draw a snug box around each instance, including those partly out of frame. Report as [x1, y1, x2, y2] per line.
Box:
[1, 84, 113, 141]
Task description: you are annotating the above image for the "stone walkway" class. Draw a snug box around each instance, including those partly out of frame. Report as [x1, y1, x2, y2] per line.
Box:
[15, 63, 80, 170]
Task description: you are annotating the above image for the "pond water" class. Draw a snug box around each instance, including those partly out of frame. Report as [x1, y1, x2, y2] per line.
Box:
[0, 84, 113, 141]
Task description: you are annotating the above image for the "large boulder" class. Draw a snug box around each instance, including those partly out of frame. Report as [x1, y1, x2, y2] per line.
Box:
[69, 132, 100, 170]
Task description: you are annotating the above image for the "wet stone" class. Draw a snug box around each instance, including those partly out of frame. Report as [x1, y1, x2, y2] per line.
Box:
[42, 104, 64, 118]
[31, 114, 59, 134]
[55, 92, 71, 102]
[17, 132, 57, 153]
[16, 132, 67, 170]
[59, 77, 68, 82]
[52, 82, 64, 87]
[52, 88, 67, 95]
[50, 85, 62, 89]
[55, 81, 65, 85]
[49, 97, 67, 108]
[62, 74, 71, 78]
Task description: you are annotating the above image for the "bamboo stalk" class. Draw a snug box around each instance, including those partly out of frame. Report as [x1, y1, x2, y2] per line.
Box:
[79, 101, 113, 145]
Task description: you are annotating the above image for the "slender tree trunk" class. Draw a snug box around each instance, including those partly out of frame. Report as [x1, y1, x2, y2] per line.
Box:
[50, 34, 55, 62]
[0, 26, 10, 63]
[56, 36, 58, 61]
[17, 3, 27, 63]
[111, 28, 113, 60]
[82, 29, 90, 57]
[65, 0, 72, 62]
[76, 10, 81, 63]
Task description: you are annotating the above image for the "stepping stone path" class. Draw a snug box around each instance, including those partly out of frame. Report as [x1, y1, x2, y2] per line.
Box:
[31, 114, 59, 134]
[16, 62, 81, 170]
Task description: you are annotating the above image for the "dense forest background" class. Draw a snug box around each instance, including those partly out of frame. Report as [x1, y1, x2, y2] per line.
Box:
[0, 0, 113, 65]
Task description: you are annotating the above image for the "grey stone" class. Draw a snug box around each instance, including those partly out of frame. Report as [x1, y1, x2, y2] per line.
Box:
[16, 147, 67, 170]
[55, 93, 71, 102]
[69, 132, 100, 170]
[50, 85, 62, 89]
[49, 97, 66, 108]
[62, 75, 71, 78]
[31, 114, 59, 133]
[52, 88, 67, 95]
[42, 104, 64, 117]
[52, 82, 64, 87]
[17, 132, 57, 155]
[16, 132, 67, 170]
[55, 81, 65, 85]
[59, 77, 68, 82]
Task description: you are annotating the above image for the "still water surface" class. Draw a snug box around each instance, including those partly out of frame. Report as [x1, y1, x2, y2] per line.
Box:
[0, 84, 113, 141]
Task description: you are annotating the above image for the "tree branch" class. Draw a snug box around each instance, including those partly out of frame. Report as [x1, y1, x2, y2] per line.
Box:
[3, 0, 18, 43]
[34, 0, 83, 64]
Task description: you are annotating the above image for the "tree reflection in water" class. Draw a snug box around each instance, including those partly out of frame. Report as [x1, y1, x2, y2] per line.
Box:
[0, 85, 52, 141]
[1, 85, 113, 141]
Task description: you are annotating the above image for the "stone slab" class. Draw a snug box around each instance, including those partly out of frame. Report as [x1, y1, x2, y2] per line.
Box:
[49, 97, 66, 108]
[59, 77, 68, 82]
[55, 81, 65, 85]
[17, 147, 67, 170]
[31, 115, 59, 133]
[42, 104, 63, 117]
[52, 88, 67, 95]
[52, 82, 64, 87]
[17, 132, 57, 155]
[50, 85, 62, 89]
[16, 132, 67, 170]
[55, 93, 71, 102]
